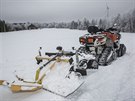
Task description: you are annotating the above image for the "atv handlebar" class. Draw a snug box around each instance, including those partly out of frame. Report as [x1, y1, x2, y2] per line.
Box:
[45, 52, 75, 57]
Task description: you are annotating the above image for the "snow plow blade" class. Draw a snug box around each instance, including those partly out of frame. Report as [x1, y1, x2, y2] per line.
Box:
[42, 73, 84, 97]
[43, 83, 84, 97]
[0, 51, 83, 96]
[43, 79, 84, 97]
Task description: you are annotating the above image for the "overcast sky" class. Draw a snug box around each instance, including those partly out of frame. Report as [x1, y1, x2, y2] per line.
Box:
[0, 0, 135, 23]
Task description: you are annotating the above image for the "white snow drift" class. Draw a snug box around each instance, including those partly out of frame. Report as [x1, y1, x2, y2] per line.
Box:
[0, 28, 135, 101]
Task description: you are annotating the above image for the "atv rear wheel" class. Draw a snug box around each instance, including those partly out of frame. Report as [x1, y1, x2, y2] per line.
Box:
[117, 44, 126, 57]
[98, 47, 117, 66]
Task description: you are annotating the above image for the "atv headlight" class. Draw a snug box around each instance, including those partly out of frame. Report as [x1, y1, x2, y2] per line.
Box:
[79, 37, 86, 45]
[78, 59, 87, 69]
[87, 37, 93, 43]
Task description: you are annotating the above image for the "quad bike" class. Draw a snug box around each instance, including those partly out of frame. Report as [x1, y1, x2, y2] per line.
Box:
[79, 26, 126, 66]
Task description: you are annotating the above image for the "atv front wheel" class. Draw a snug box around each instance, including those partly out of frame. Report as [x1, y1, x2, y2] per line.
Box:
[87, 59, 98, 69]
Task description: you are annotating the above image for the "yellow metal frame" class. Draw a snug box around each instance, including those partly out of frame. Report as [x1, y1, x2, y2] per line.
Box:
[11, 84, 43, 92]
[0, 80, 4, 85]
[0, 56, 70, 92]
[35, 55, 69, 63]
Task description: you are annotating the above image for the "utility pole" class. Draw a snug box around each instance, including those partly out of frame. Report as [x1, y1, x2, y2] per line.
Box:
[105, 0, 110, 28]
[106, 4, 109, 18]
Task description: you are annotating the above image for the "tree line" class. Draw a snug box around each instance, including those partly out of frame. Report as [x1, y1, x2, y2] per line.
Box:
[0, 20, 8, 32]
[0, 8, 135, 33]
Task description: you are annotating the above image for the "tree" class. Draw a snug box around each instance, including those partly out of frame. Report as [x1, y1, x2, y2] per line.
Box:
[77, 20, 83, 30]
[112, 14, 121, 26]
[0, 20, 8, 32]
[82, 18, 90, 30]
[91, 19, 97, 26]
[132, 8, 135, 32]
[70, 21, 78, 29]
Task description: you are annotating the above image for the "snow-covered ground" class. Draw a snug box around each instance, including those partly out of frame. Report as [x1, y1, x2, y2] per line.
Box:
[0, 28, 135, 101]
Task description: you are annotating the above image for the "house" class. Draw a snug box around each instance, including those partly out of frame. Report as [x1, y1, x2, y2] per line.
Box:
[28, 24, 38, 30]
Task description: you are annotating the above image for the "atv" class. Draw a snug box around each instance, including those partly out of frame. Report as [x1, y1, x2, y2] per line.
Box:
[79, 26, 126, 66]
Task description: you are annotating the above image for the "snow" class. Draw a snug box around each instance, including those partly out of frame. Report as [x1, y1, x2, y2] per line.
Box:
[0, 29, 135, 101]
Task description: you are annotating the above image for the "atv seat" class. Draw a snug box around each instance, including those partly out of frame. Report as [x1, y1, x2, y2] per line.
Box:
[87, 26, 99, 34]
[101, 32, 119, 43]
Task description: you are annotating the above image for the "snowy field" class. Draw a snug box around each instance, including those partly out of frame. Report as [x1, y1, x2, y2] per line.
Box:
[0, 28, 135, 101]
